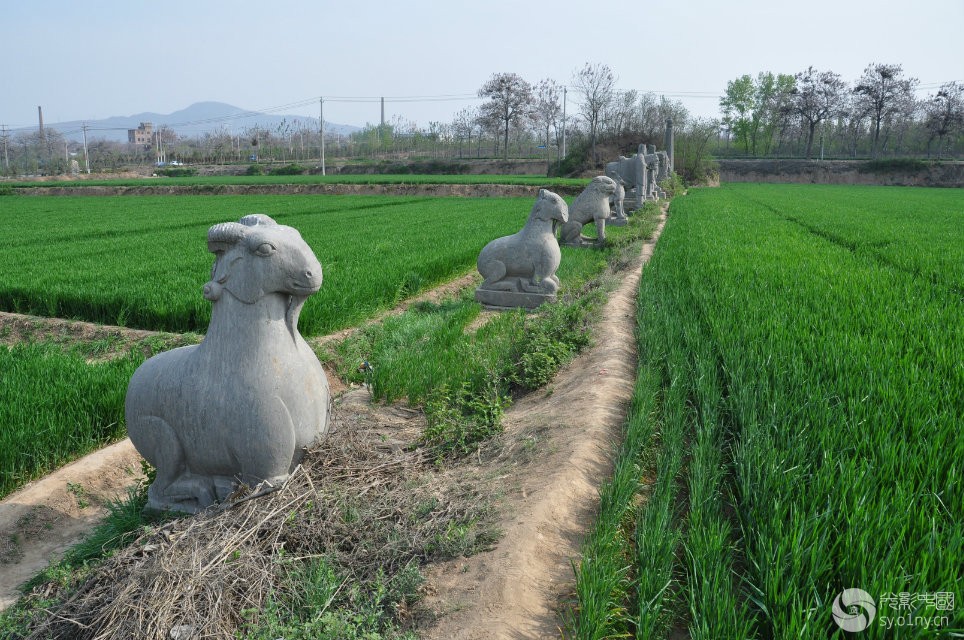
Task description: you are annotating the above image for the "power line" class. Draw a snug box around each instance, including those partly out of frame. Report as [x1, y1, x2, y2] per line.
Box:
[5, 78, 962, 139]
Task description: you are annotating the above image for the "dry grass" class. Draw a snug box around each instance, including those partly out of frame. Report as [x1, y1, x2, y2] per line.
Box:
[21, 404, 501, 640]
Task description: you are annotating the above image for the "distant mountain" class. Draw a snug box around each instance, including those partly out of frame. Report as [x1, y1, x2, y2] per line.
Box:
[51, 101, 359, 142]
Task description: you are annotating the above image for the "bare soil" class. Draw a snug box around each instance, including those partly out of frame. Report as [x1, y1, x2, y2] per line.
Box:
[0, 210, 667, 638]
[416, 211, 666, 638]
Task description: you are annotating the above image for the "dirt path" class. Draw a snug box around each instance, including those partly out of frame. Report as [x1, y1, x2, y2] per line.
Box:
[0, 441, 144, 609]
[417, 210, 667, 638]
[0, 210, 667, 629]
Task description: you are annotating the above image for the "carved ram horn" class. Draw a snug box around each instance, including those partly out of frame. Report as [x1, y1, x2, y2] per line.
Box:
[239, 213, 278, 227]
[207, 222, 247, 253]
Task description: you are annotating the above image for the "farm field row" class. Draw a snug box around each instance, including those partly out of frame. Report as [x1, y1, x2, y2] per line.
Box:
[0, 192, 655, 501]
[734, 183, 964, 291]
[1, 194, 566, 336]
[6, 173, 588, 189]
[572, 183, 963, 638]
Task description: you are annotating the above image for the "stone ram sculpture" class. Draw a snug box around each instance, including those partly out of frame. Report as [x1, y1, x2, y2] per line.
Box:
[559, 176, 618, 247]
[126, 213, 331, 513]
[475, 189, 569, 309]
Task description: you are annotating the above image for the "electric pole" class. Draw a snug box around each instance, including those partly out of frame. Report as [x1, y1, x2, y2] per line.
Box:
[561, 87, 567, 159]
[1, 125, 9, 172]
[82, 123, 91, 174]
[319, 97, 326, 176]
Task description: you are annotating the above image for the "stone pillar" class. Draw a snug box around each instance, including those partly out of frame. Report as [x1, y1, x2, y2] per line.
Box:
[664, 118, 674, 173]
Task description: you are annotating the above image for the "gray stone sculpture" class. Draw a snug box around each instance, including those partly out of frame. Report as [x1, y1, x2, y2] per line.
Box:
[126, 214, 331, 513]
[559, 176, 618, 247]
[664, 118, 675, 173]
[643, 145, 660, 200]
[475, 189, 568, 310]
[656, 150, 670, 183]
[606, 171, 627, 226]
[606, 150, 647, 209]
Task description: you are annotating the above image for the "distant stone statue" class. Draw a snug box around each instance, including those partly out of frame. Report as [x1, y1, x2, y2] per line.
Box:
[606, 171, 627, 225]
[475, 189, 569, 309]
[126, 214, 331, 513]
[644, 144, 660, 200]
[559, 176, 618, 247]
[606, 151, 647, 208]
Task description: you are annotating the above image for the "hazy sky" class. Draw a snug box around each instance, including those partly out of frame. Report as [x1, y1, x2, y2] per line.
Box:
[3, 0, 962, 132]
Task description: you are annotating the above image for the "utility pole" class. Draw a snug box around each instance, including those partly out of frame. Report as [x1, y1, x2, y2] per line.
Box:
[561, 87, 567, 159]
[319, 97, 326, 176]
[82, 123, 91, 173]
[1, 125, 9, 172]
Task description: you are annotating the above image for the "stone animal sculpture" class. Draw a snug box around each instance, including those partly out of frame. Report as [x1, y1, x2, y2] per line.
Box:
[607, 171, 627, 221]
[475, 189, 569, 309]
[606, 150, 647, 208]
[126, 213, 331, 513]
[559, 176, 618, 247]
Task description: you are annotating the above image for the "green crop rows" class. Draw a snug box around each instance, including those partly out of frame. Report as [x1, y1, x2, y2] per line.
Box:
[0, 191, 654, 502]
[0, 343, 144, 499]
[571, 183, 963, 638]
[0, 194, 541, 336]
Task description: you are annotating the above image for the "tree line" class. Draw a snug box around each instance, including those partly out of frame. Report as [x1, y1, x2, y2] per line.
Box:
[3, 62, 959, 182]
[718, 64, 963, 160]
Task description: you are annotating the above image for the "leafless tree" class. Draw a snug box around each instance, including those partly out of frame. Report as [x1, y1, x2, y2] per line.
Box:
[786, 66, 847, 159]
[676, 118, 720, 182]
[451, 107, 475, 159]
[477, 72, 534, 160]
[924, 82, 964, 159]
[475, 103, 506, 159]
[532, 79, 563, 175]
[572, 63, 616, 164]
[853, 63, 918, 159]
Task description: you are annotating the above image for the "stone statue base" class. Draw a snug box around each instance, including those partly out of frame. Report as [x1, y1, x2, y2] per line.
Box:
[561, 235, 603, 248]
[607, 217, 627, 226]
[475, 288, 556, 310]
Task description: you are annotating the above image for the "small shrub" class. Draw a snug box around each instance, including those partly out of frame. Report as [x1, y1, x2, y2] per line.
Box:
[268, 164, 307, 176]
[659, 172, 686, 198]
[245, 164, 265, 176]
[0, 184, 16, 196]
[156, 167, 197, 177]
[422, 377, 509, 456]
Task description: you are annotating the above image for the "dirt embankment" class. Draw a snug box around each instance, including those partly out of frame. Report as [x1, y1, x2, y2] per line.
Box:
[14, 183, 555, 198]
[718, 159, 964, 187]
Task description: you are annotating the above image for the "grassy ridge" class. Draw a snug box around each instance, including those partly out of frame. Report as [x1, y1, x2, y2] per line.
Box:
[571, 184, 963, 638]
[0, 195, 538, 335]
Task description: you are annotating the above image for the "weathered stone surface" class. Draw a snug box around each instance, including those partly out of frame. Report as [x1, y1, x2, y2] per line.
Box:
[664, 117, 674, 173]
[475, 289, 556, 310]
[607, 172, 627, 221]
[559, 176, 618, 247]
[475, 189, 568, 310]
[126, 214, 331, 514]
[606, 148, 650, 209]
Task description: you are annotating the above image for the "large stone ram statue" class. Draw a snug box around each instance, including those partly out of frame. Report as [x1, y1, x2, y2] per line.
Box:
[475, 189, 568, 309]
[126, 214, 331, 513]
